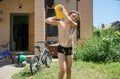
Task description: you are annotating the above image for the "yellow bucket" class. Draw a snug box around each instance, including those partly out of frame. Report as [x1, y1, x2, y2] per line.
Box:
[54, 4, 68, 19]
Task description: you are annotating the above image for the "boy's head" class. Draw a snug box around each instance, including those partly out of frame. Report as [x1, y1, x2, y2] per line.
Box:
[68, 10, 80, 23]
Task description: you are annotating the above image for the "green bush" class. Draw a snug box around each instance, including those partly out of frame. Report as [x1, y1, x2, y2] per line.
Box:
[74, 27, 120, 63]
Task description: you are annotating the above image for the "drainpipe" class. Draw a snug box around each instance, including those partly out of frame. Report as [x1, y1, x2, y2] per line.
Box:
[45, 0, 47, 42]
[76, 0, 80, 11]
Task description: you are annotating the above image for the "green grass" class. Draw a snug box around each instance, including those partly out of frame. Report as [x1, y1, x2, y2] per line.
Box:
[12, 61, 120, 79]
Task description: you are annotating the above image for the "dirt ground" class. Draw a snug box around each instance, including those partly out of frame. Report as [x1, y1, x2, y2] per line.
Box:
[0, 62, 24, 79]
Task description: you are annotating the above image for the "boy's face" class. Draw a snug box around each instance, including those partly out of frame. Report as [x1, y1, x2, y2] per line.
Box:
[70, 13, 79, 22]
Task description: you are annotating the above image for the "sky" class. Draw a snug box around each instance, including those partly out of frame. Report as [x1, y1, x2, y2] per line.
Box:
[93, 0, 120, 27]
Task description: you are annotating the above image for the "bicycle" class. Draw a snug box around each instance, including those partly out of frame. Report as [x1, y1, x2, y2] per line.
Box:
[30, 41, 52, 75]
[0, 42, 14, 64]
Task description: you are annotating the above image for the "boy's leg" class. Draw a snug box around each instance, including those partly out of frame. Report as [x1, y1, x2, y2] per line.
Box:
[58, 53, 66, 79]
[66, 55, 73, 79]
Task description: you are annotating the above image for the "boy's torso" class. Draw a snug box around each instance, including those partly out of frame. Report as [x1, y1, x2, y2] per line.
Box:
[58, 21, 73, 47]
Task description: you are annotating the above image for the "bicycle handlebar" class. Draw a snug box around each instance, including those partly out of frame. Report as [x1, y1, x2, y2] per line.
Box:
[36, 41, 58, 46]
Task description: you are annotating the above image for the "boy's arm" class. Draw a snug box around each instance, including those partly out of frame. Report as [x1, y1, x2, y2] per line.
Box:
[58, 5, 77, 28]
[45, 16, 58, 26]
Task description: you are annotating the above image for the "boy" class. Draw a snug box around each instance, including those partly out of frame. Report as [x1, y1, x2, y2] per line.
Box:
[45, 5, 80, 79]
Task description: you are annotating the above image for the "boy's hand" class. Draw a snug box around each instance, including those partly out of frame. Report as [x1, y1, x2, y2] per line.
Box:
[58, 5, 64, 12]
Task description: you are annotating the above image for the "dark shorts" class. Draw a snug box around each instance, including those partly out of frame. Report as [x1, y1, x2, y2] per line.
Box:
[58, 45, 73, 56]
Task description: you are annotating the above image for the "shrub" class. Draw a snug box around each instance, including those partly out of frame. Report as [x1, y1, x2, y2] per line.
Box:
[74, 27, 120, 63]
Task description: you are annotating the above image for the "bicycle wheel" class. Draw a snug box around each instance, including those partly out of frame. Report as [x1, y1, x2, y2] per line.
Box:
[45, 51, 52, 67]
[8, 53, 14, 64]
[30, 56, 40, 75]
[41, 55, 46, 64]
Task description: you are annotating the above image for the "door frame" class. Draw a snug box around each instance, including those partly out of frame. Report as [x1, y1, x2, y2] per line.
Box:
[10, 13, 29, 51]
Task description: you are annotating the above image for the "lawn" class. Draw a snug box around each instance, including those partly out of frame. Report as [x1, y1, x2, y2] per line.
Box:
[12, 60, 120, 79]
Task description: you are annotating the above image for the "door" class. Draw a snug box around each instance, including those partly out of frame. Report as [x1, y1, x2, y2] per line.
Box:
[10, 13, 29, 51]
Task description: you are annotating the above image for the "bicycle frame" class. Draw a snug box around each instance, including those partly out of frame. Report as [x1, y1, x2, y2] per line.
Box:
[39, 47, 49, 64]
[0, 49, 9, 56]
[0, 43, 14, 63]
[35, 45, 48, 65]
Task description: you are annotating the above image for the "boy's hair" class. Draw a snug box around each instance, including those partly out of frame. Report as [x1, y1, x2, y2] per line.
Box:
[68, 10, 80, 20]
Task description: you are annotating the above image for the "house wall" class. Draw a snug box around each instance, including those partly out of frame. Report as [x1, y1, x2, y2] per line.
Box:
[0, 0, 93, 52]
[34, 0, 45, 43]
[0, 0, 34, 52]
[78, 0, 93, 45]
[54, 0, 76, 11]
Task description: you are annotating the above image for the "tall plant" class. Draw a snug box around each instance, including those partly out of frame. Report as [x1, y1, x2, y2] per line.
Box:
[74, 26, 120, 63]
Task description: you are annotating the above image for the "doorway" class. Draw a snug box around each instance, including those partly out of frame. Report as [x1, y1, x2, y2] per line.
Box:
[10, 13, 29, 51]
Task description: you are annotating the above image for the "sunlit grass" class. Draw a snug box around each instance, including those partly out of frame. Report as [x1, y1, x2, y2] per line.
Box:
[12, 60, 120, 79]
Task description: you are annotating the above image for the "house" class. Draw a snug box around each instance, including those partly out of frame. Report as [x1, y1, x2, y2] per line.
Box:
[111, 21, 120, 27]
[0, 0, 93, 62]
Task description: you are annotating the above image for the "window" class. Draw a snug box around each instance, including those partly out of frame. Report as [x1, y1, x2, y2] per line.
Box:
[46, 9, 58, 36]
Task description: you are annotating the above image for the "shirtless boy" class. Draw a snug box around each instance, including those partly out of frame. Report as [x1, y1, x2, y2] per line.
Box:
[45, 5, 80, 79]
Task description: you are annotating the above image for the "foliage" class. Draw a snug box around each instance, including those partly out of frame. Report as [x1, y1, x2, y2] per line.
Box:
[74, 26, 120, 63]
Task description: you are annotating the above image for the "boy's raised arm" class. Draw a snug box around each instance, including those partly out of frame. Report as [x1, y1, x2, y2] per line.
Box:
[45, 16, 58, 26]
[58, 5, 77, 28]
